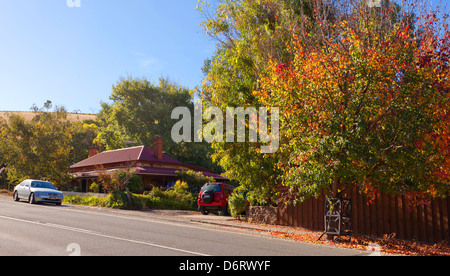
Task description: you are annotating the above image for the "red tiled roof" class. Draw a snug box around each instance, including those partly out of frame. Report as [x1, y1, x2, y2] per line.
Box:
[70, 145, 183, 169]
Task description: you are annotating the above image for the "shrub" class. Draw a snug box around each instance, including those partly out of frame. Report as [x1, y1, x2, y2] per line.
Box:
[175, 170, 214, 192]
[228, 192, 247, 219]
[64, 195, 108, 207]
[63, 182, 195, 211]
[89, 182, 99, 193]
[143, 181, 195, 210]
[106, 191, 143, 210]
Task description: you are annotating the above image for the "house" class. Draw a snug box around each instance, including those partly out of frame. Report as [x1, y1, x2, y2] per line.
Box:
[69, 136, 227, 193]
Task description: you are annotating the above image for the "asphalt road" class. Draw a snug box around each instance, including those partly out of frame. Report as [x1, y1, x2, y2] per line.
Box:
[0, 195, 366, 256]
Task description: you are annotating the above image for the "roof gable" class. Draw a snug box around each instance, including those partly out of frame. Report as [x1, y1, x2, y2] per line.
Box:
[70, 145, 183, 169]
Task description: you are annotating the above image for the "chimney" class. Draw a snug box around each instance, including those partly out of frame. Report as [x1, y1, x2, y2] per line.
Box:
[153, 136, 163, 160]
[88, 148, 98, 158]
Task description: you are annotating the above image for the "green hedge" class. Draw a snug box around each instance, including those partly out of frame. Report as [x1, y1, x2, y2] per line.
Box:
[63, 181, 196, 211]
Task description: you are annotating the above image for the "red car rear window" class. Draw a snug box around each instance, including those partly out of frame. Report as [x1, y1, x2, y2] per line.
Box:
[201, 184, 222, 192]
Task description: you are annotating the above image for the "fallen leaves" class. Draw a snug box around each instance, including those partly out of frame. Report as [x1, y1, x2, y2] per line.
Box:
[234, 220, 450, 255]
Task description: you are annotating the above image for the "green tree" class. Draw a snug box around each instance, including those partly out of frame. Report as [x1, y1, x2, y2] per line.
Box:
[200, 0, 450, 205]
[95, 77, 218, 170]
[70, 119, 101, 164]
[199, 0, 298, 205]
[0, 104, 74, 186]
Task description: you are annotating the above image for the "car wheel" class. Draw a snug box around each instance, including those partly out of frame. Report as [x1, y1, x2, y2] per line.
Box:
[13, 191, 19, 202]
[29, 193, 36, 204]
[199, 206, 209, 215]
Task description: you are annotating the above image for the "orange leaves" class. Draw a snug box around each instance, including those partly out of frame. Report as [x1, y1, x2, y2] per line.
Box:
[255, 9, 450, 200]
[362, 179, 379, 205]
[238, 220, 450, 255]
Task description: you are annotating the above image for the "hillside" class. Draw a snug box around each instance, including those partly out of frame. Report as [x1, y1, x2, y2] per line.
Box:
[0, 111, 97, 123]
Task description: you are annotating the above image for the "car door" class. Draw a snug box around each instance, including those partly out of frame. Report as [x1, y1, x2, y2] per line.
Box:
[15, 182, 24, 198]
[17, 182, 28, 198]
[22, 181, 31, 199]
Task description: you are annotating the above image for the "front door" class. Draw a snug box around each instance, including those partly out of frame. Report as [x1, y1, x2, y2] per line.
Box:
[81, 179, 87, 193]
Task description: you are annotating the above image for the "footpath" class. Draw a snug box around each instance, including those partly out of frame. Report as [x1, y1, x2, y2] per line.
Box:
[145, 210, 450, 256]
[137, 209, 373, 254]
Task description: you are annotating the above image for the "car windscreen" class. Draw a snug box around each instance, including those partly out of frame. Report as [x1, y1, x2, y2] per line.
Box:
[201, 184, 222, 192]
[31, 181, 56, 190]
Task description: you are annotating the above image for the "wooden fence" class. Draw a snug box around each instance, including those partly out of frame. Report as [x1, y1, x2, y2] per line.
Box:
[277, 188, 450, 243]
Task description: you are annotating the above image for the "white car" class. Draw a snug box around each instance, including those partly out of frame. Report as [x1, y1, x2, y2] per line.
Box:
[13, 179, 64, 205]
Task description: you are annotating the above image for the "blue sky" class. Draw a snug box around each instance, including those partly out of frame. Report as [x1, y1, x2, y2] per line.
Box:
[0, 0, 449, 114]
[0, 0, 216, 113]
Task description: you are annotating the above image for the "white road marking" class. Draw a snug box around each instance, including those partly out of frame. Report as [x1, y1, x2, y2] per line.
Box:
[0, 196, 263, 239]
[0, 214, 210, 256]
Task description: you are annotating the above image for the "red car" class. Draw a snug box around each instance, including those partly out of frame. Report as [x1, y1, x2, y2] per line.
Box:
[197, 182, 235, 215]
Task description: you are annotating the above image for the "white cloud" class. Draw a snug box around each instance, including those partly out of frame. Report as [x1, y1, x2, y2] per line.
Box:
[131, 51, 161, 74]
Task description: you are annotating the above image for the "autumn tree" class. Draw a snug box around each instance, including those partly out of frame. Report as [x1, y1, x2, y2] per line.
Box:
[256, 0, 450, 203]
[200, 0, 450, 205]
[0, 103, 74, 186]
[199, 0, 301, 205]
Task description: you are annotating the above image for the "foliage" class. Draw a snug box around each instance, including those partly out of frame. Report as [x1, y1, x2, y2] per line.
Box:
[112, 171, 142, 194]
[255, 0, 450, 202]
[89, 182, 99, 193]
[266, 225, 450, 255]
[63, 192, 143, 210]
[70, 119, 101, 164]
[0, 103, 74, 187]
[64, 195, 110, 207]
[97, 167, 142, 194]
[227, 189, 247, 219]
[0, 166, 7, 189]
[95, 77, 218, 170]
[201, 0, 450, 205]
[199, 0, 298, 205]
[175, 170, 214, 192]
[65, 179, 195, 211]
[0, 101, 99, 187]
[108, 191, 144, 210]
[211, 142, 281, 206]
[65, 181, 196, 211]
[100, 168, 142, 208]
[143, 181, 196, 210]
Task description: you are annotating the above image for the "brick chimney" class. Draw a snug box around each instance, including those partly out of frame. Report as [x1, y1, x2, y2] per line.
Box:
[153, 136, 163, 160]
[88, 148, 98, 158]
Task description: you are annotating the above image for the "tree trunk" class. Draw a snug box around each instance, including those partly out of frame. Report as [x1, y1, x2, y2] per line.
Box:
[332, 176, 339, 196]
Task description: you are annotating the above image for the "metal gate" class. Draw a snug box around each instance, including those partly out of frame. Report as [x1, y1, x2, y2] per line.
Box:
[319, 197, 352, 240]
